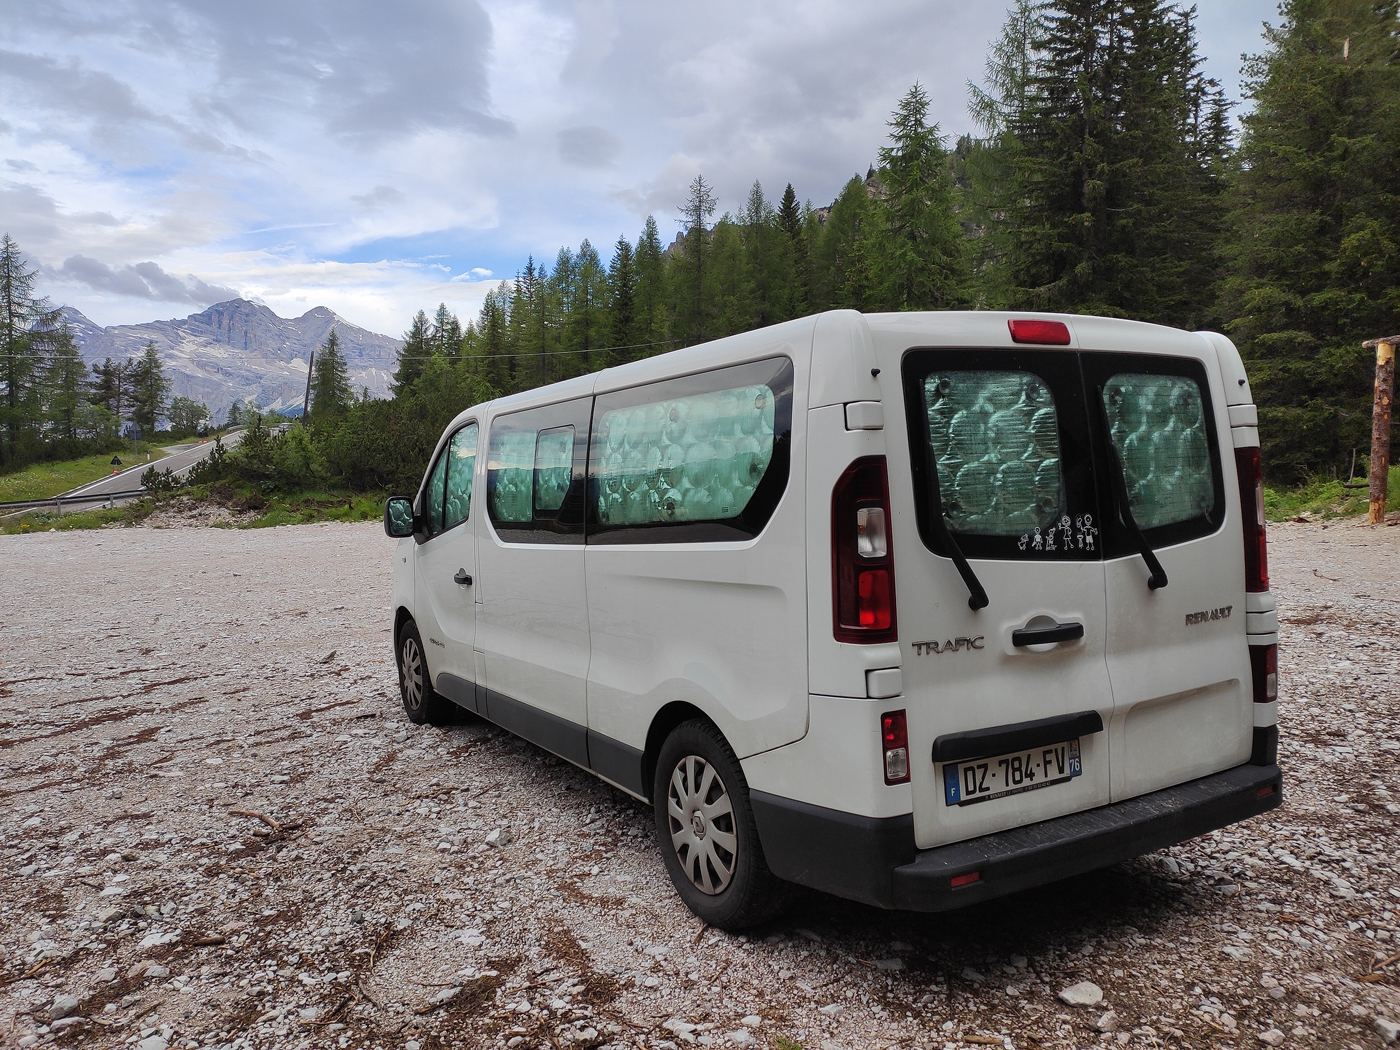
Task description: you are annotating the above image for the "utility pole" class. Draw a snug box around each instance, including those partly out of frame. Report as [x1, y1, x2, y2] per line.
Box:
[1363, 334, 1398, 526]
[301, 347, 315, 421]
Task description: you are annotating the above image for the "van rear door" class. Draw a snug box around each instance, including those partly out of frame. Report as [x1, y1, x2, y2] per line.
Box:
[1078, 343, 1251, 801]
[895, 348, 1116, 850]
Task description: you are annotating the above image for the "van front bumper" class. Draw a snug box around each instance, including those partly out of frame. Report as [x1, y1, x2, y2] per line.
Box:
[750, 761, 1282, 912]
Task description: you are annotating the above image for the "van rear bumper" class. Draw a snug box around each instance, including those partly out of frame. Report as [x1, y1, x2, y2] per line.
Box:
[751, 762, 1282, 912]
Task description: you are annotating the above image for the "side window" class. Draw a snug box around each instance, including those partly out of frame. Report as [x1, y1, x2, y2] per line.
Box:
[486, 398, 591, 544]
[1101, 373, 1216, 530]
[534, 427, 574, 513]
[421, 449, 448, 538]
[444, 423, 478, 530]
[588, 357, 794, 544]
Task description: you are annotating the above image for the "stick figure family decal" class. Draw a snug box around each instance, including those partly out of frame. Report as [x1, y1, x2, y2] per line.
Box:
[1017, 514, 1098, 554]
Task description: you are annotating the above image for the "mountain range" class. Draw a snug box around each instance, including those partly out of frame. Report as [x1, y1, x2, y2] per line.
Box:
[61, 299, 403, 424]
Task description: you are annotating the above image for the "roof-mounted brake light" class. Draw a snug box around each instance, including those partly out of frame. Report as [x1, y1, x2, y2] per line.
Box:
[1008, 319, 1071, 345]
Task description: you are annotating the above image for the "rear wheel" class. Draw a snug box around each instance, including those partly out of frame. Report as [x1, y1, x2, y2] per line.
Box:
[396, 620, 453, 725]
[652, 719, 788, 930]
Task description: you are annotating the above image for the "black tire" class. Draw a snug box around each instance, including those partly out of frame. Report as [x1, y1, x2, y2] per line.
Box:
[396, 620, 454, 726]
[652, 719, 789, 930]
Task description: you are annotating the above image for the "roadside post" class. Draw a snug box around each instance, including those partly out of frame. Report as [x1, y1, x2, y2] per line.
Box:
[1363, 335, 1398, 525]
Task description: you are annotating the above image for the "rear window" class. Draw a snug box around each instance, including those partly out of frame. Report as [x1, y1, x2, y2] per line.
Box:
[1101, 373, 1215, 530]
[903, 349, 1098, 561]
[924, 370, 1066, 535]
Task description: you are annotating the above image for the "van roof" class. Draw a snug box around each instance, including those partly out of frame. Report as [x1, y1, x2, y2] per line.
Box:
[440, 308, 1230, 434]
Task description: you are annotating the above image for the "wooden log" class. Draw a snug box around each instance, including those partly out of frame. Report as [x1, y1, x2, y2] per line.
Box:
[1368, 339, 1395, 525]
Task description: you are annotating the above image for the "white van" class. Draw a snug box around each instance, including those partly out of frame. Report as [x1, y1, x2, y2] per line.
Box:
[384, 310, 1281, 930]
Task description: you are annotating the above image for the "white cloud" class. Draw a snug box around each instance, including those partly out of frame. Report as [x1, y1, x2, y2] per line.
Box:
[0, 0, 1275, 334]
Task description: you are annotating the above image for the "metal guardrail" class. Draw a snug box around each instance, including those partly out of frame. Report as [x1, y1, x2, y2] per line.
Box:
[0, 489, 148, 512]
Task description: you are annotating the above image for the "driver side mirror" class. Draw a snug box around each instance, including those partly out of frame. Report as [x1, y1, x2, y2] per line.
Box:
[384, 496, 415, 538]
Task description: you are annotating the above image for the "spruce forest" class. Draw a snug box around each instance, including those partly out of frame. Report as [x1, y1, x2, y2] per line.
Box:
[3, 0, 1397, 495]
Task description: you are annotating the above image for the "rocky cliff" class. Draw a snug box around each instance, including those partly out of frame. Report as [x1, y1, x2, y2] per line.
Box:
[61, 299, 402, 424]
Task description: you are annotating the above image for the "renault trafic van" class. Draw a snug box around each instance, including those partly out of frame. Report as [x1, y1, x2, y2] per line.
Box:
[384, 310, 1281, 930]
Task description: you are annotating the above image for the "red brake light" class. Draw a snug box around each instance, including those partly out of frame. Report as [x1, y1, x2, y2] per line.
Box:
[1008, 319, 1071, 345]
[1235, 446, 1269, 592]
[833, 457, 898, 643]
[881, 710, 910, 784]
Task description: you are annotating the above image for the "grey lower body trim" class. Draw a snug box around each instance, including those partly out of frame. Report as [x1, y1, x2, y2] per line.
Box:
[436, 674, 640, 790]
[483, 688, 589, 767]
[586, 731, 646, 798]
[751, 762, 1282, 912]
[435, 672, 478, 713]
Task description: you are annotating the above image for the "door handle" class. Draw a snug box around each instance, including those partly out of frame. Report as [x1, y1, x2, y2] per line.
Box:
[454, 569, 473, 586]
[1012, 621, 1083, 647]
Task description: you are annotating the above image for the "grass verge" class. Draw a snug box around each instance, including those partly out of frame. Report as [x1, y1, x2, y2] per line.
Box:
[0, 447, 170, 503]
[1264, 464, 1400, 521]
[2, 485, 386, 535]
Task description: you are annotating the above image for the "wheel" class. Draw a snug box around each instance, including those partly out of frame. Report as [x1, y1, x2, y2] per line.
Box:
[396, 620, 454, 726]
[652, 719, 789, 930]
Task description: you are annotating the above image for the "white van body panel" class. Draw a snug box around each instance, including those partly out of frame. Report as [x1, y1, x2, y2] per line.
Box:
[585, 318, 817, 762]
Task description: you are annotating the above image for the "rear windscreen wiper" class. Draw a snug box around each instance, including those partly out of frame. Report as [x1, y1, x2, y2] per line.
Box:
[925, 476, 990, 611]
[1098, 399, 1168, 590]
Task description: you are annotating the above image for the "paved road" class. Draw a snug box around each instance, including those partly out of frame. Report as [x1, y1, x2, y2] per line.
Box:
[60, 429, 244, 501]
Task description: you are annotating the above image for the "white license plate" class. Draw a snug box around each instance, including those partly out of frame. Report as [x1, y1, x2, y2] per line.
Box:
[943, 739, 1082, 807]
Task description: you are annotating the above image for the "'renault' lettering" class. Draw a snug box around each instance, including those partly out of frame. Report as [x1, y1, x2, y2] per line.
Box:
[1184, 605, 1233, 626]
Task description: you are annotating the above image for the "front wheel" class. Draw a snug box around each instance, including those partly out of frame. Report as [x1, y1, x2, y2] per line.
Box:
[652, 719, 788, 930]
[396, 620, 454, 726]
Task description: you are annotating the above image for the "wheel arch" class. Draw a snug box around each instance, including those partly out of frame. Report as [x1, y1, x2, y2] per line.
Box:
[643, 700, 722, 803]
[393, 606, 415, 647]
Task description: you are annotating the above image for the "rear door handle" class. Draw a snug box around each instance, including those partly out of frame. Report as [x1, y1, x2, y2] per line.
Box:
[454, 569, 473, 586]
[1012, 621, 1083, 647]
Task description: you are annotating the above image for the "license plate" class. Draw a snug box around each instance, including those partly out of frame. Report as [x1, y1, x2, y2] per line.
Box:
[943, 739, 1082, 807]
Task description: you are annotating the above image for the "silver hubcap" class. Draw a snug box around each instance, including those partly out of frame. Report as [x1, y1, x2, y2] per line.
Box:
[667, 755, 736, 895]
[400, 635, 423, 711]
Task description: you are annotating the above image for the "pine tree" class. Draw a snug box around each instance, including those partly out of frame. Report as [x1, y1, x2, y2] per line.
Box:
[90, 357, 133, 421]
[566, 239, 606, 373]
[634, 217, 669, 355]
[875, 84, 970, 310]
[429, 303, 462, 358]
[675, 175, 718, 345]
[776, 183, 809, 312]
[0, 235, 59, 468]
[309, 327, 353, 419]
[1224, 0, 1400, 482]
[40, 323, 88, 444]
[812, 176, 880, 311]
[392, 310, 431, 396]
[990, 0, 1230, 323]
[606, 237, 638, 363]
[129, 341, 170, 438]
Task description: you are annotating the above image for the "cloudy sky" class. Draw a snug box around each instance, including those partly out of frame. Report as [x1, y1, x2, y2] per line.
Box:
[1, 0, 1276, 336]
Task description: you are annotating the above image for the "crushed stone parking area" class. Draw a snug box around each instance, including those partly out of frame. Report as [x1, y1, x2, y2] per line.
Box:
[1, 520, 1398, 1050]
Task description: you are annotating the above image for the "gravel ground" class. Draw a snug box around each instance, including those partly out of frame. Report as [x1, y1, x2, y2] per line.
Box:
[1, 520, 1398, 1050]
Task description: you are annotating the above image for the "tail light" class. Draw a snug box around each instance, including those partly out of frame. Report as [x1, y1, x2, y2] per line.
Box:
[833, 457, 898, 643]
[1249, 643, 1278, 704]
[881, 710, 910, 784]
[1235, 445, 1269, 592]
